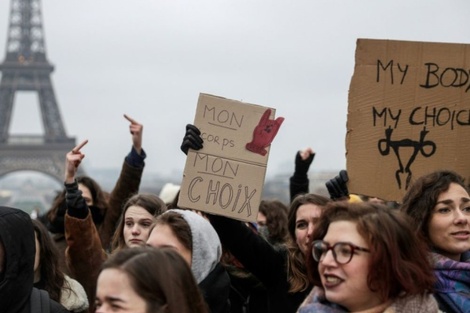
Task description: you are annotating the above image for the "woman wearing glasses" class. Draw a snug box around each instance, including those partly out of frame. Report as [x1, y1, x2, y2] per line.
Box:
[298, 201, 439, 312]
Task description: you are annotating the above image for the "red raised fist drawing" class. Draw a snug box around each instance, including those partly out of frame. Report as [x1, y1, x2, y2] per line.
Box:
[246, 109, 284, 156]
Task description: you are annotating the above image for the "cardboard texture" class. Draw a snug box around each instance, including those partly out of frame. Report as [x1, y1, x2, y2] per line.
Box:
[347, 38, 470, 202]
[178, 93, 282, 222]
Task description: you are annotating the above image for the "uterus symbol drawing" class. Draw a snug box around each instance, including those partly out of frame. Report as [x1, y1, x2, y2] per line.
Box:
[378, 126, 436, 190]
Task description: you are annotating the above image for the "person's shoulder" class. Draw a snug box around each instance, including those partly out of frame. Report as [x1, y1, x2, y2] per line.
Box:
[50, 298, 72, 313]
[30, 288, 72, 313]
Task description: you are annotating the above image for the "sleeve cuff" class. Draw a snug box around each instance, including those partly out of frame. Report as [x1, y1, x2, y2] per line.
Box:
[125, 146, 146, 168]
[64, 180, 78, 191]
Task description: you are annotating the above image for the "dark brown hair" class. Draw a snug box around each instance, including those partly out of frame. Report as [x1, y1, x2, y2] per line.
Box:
[111, 193, 166, 251]
[308, 201, 434, 302]
[46, 175, 108, 229]
[400, 170, 467, 247]
[154, 211, 192, 252]
[100, 246, 208, 313]
[286, 193, 331, 293]
[258, 199, 289, 245]
[32, 219, 71, 302]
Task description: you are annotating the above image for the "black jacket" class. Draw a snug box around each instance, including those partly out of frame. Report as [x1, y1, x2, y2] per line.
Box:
[290, 174, 309, 202]
[199, 263, 231, 313]
[0, 207, 69, 313]
[209, 215, 310, 313]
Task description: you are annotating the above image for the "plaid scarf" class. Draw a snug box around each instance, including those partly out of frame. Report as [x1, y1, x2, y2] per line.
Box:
[431, 251, 470, 313]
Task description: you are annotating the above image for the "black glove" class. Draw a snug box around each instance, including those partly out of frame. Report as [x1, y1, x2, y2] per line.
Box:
[180, 124, 203, 155]
[325, 170, 349, 200]
[293, 150, 315, 180]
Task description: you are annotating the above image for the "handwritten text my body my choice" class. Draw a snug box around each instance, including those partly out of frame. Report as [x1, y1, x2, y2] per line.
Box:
[372, 60, 470, 129]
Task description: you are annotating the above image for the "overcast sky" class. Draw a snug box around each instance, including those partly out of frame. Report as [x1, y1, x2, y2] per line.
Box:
[1, 0, 470, 181]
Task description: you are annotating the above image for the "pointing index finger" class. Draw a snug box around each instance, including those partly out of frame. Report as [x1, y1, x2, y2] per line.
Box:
[124, 114, 138, 124]
[72, 139, 88, 153]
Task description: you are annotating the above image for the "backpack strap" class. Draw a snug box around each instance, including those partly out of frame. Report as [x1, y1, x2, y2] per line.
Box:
[30, 288, 51, 313]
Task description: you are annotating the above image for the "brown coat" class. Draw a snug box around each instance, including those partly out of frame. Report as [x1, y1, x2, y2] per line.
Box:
[65, 160, 144, 313]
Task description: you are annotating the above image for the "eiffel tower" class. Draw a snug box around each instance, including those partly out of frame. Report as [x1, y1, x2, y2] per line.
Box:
[0, 0, 78, 183]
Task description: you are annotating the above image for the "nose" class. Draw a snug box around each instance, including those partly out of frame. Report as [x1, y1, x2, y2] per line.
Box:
[321, 249, 337, 267]
[307, 222, 315, 237]
[454, 209, 469, 225]
[131, 224, 141, 235]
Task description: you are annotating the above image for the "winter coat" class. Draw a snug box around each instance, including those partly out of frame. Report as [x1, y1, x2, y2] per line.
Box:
[65, 154, 145, 313]
[199, 263, 231, 313]
[34, 274, 88, 312]
[209, 214, 310, 313]
[225, 263, 270, 313]
[168, 209, 231, 313]
[290, 171, 309, 202]
[0, 207, 70, 313]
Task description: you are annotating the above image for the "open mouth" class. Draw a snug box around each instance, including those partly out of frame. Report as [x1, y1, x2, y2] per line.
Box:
[323, 274, 343, 288]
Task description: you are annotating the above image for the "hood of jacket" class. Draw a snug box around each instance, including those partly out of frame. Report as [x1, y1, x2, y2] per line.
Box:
[170, 209, 222, 283]
[0, 206, 35, 313]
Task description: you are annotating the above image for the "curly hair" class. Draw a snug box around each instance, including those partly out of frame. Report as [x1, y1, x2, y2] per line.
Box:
[400, 170, 467, 246]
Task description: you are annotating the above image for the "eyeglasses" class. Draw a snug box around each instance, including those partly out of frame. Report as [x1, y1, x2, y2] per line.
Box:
[312, 240, 370, 265]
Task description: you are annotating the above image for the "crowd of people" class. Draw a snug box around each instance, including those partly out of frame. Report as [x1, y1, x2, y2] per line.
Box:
[0, 117, 469, 313]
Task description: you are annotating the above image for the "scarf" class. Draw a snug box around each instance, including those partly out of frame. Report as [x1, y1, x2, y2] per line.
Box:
[297, 287, 346, 313]
[431, 251, 470, 313]
[297, 287, 439, 313]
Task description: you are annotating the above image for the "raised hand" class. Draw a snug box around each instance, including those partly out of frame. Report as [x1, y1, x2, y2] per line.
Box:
[124, 114, 143, 155]
[325, 170, 349, 201]
[65, 140, 88, 183]
[246, 109, 284, 156]
[180, 124, 203, 155]
[295, 147, 315, 175]
[299, 147, 314, 162]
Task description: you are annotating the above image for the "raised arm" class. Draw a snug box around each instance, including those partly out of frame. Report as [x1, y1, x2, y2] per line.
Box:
[208, 214, 287, 288]
[64, 140, 88, 184]
[125, 113, 143, 156]
[63, 140, 106, 312]
[100, 114, 146, 249]
[289, 148, 315, 202]
[325, 170, 349, 201]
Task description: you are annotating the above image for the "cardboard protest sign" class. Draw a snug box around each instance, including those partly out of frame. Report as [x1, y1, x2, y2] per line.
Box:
[178, 93, 284, 222]
[347, 38, 470, 202]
